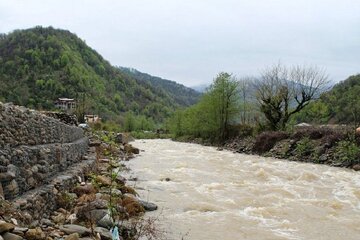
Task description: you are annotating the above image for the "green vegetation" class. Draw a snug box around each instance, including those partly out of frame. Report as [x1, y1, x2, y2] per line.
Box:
[168, 72, 240, 143]
[123, 112, 155, 132]
[293, 74, 360, 126]
[295, 137, 314, 157]
[0, 26, 200, 124]
[163, 66, 360, 168]
[129, 131, 172, 139]
[120, 67, 201, 107]
[334, 140, 360, 166]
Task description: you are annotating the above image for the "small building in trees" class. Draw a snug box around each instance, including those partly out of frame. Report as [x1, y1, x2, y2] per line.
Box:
[54, 98, 76, 111]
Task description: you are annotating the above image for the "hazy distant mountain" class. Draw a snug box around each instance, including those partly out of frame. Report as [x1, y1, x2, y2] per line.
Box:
[119, 67, 201, 106]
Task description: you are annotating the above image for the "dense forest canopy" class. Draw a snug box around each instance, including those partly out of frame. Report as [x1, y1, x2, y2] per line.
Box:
[119, 67, 201, 107]
[0, 26, 200, 123]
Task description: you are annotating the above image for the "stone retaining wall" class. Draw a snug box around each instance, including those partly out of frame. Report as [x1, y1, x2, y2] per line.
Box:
[12, 148, 97, 223]
[0, 102, 89, 200]
[0, 102, 83, 148]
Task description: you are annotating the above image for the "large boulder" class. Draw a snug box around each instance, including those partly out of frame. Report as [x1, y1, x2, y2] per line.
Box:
[75, 197, 109, 222]
[59, 225, 91, 237]
[115, 133, 127, 144]
[73, 184, 97, 197]
[94, 227, 112, 240]
[24, 228, 45, 240]
[122, 195, 145, 217]
[124, 144, 139, 154]
[96, 176, 112, 187]
[353, 164, 360, 171]
[138, 200, 158, 211]
[2, 232, 24, 240]
[0, 221, 15, 234]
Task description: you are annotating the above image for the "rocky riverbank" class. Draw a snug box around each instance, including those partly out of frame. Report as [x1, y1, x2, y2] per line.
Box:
[0, 132, 159, 240]
[223, 127, 360, 171]
[174, 126, 360, 171]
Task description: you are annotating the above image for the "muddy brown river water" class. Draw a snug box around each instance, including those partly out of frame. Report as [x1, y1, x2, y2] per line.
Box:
[125, 139, 360, 240]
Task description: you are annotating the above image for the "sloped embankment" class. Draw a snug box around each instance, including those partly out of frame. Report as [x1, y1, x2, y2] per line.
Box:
[0, 102, 89, 200]
[224, 127, 360, 170]
[0, 103, 160, 239]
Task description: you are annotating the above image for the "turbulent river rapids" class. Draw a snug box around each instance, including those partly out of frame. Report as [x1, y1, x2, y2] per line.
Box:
[125, 139, 360, 240]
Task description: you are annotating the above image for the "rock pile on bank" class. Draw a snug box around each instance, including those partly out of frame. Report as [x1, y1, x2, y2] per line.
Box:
[41, 111, 78, 126]
[0, 133, 157, 240]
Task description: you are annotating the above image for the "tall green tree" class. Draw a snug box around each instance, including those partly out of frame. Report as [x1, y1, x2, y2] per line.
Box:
[124, 111, 136, 132]
[169, 72, 240, 142]
[208, 72, 240, 140]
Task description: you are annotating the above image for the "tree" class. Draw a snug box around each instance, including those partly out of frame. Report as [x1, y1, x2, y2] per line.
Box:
[290, 100, 330, 124]
[169, 72, 240, 142]
[255, 63, 329, 130]
[209, 72, 240, 140]
[124, 111, 136, 132]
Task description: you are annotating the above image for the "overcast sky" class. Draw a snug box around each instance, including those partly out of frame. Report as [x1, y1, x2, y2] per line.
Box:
[0, 0, 359, 87]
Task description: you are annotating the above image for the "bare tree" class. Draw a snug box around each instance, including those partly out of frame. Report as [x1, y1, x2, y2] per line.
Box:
[255, 63, 329, 130]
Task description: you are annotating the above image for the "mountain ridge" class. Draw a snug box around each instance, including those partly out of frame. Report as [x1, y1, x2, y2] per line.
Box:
[119, 67, 201, 106]
[0, 26, 200, 122]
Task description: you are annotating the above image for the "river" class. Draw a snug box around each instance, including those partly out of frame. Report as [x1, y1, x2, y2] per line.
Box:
[125, 139, 360, 240]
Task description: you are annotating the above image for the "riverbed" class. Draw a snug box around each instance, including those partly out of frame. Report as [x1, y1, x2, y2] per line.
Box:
[125, 139, 360, 240]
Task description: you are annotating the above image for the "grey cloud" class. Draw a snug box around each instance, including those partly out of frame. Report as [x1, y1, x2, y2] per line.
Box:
[0, 0, 359, 86]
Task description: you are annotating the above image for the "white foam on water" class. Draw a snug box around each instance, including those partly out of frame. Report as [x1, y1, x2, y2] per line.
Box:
[125, 139, 360, 240]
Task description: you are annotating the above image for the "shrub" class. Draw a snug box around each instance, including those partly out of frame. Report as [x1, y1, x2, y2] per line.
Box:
[89, 121, 122, 132]
[321, 131, 347, 148]
[291, 126, 350, 141]
[56, 191, 76, 210]
[334, 140, 360, 166]
[91, 122, 100, 130]
[130, 131, 173, 139]
[292, 127, 330, 140]
[292, 126, 350, 148]
[295, 137, 314, 157]
[253, 131, 289, 153]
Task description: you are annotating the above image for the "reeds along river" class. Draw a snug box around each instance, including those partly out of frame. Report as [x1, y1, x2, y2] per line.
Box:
[125, 139, 360, 240]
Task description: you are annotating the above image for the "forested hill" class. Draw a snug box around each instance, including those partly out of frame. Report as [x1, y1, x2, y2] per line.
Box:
[293, 74, 360, 125]
[119, 67, 201, 106]
[322, 74, 360, 124]
[0, 26, 199, 122]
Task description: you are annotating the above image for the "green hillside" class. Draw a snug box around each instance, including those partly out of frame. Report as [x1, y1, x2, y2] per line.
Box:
[119, 67, 201, 106]
[292, 74, 360, 125]
[0, 26, 199, 122]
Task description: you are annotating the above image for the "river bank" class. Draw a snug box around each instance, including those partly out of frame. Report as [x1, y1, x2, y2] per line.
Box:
[175, 126, 360, 171]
